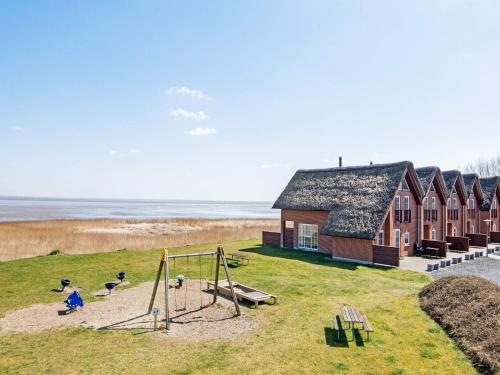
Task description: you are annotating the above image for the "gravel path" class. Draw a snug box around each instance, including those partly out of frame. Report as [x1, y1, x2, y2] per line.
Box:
[431, 256, 500, 285]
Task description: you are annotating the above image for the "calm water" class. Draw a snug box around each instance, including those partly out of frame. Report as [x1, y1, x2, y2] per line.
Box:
[0, 196, 278, 222]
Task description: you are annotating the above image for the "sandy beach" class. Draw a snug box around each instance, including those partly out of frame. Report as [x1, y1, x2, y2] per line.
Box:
[0, 218, 279, 261]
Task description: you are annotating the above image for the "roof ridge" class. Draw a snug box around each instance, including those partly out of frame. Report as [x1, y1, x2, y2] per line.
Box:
[296, 160, 410, 174]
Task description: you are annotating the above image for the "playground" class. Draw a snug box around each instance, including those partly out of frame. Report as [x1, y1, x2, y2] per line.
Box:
[0, 239, 478, 374]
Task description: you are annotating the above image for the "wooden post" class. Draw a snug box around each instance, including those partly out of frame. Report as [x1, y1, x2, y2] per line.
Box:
[219, 246, 241, 316]
[148, 249, 165, 313]
[213, 247, 221, 303]
[164, 249, 170, 331]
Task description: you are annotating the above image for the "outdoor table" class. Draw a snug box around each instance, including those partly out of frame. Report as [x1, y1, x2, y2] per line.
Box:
[341, 306, 365, 332]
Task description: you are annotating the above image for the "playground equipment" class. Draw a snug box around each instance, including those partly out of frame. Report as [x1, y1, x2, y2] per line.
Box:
[208, 279, 277, 308]
[64, 291, 84, 312]
[60, 278, 71, 291]
[116, 272, 126, 283]
[105, 282, 117, 294]
[148, 245, 240, 331]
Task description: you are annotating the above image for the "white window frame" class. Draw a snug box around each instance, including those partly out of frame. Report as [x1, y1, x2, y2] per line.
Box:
[471, 198, 475, 210]
[493, 224, 497, 232]
[298, 223, 318, 251]
[493, 199, 497, 209]
[395, 229, 401, 248]
[447, 198, 451, 208]
[470, 225, 475, 234]
[466, 199, 469, 209]
[404, 196, 410, 210]
[378, 230, 384, 246]
[453, 198, 458, 209]
[395, 195, 401, 210]
[423, 197, 428, 209]
[431, 197, 436, 210]
[452, 226, 457, 236]
[431, 228, 436, 240]
[404, 231, 410, 246]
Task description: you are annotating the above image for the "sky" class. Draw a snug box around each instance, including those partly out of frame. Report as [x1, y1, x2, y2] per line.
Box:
[1, 1, 499, 201]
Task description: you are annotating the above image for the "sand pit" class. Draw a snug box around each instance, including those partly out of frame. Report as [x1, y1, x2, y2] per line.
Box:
[0, 280, 256, 340]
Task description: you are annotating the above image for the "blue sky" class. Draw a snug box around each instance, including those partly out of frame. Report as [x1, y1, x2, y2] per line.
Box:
[1, 1, 499, 201]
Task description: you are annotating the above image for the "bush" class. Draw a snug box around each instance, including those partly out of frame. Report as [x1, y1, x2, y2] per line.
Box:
[419, 276, 500, 374]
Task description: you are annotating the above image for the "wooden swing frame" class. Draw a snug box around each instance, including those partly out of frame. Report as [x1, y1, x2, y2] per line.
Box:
[147, 245, 241, 331]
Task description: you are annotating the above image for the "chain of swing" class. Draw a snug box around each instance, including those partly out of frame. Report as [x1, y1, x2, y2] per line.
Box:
[172, 253, 215, 312]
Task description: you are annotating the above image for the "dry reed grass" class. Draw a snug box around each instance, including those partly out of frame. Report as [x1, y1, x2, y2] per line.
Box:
[0, 218, 279, 261]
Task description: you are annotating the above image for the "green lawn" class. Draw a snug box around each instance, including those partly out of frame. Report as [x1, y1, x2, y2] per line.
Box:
[0, 240, 476, 374]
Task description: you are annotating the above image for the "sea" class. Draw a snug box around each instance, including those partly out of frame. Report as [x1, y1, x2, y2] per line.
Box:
[0, 196, 278, 222]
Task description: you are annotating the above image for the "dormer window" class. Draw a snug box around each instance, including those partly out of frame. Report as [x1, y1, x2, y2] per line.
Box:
[424, 197, 429, 209]
[431, 197, 436, 210]
[447, 198, 451, 207]
[395, 196, 401, 210]
[453, 198, 458, 209]
[404, 196, 410, 210]
[471, 198, 475, 210]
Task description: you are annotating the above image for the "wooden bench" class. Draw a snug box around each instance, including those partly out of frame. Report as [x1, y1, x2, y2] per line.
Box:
[333, 315, 343, 341]
[362, 315, 373, 341]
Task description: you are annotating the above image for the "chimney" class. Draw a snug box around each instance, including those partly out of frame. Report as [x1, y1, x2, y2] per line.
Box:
[370, 161, 373, 165]
[338, 156, 342, 167]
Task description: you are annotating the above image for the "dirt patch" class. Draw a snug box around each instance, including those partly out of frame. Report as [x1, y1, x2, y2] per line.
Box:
[420, 276, 500, 374]
[0, 280, 256, 340]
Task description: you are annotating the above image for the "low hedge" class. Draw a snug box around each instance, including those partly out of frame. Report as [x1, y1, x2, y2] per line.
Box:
[419, 276, 500, 374]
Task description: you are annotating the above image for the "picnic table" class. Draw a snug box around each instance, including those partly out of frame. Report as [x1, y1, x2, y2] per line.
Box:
[337, 306, 373, 341]
[226, 253, 249, 267]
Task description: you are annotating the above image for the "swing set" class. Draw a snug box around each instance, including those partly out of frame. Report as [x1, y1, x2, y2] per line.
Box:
[148, 245, 241, 331]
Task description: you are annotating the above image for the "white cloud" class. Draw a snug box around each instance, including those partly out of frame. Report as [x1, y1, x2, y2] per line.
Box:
[166, 86, 210, 100]
[108, 150, 119, 157]
[129, 148, 141, 154]
[186, 128, 217, 136]
[12, 125, 27, 133]
[170, 108, 209, 121]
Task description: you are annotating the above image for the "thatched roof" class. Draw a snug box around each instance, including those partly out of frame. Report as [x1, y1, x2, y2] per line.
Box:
[442, 170, 467, 203]
[479, 176, 500, 211]
[273, 161, 423, 240]
[415, 166, 448, 201]
[462, 173, 484, 201]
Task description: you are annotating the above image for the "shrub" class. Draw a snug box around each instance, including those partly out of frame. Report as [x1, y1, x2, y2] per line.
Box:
[419, 276, 500, 374]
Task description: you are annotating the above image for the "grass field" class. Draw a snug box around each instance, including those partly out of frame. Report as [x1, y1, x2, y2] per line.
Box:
[0, 239, 477, 374]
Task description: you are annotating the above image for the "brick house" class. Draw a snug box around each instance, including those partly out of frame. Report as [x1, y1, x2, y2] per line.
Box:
[272, 161, 423, 266]
[441, 170, 467, 237]
[479, 176, 500, 235]
[462, 173, 484, 234]
[415, 167, 448, 241]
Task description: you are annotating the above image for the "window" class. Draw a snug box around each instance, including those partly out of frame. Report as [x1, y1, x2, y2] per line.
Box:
[466, 199, 469, 209]
[471, 225, 475, 234]
[431, 228, 436, 240]
[395, 229, 401, 248]
[431, 197, 436, 210]
[378, 230, 384, 246]
[453, 198, 458, 209]
[447, 198, 451, 207]
[395, 195, 401, 210]
[298, 224, 318, 250]
[452, 226, 457, 236]
[404, 196, 410, 210]
[494, 224, 497, 232]
[423, 197, 428, 209]
[404, 231, 410, 246]
[493, 200, 497, 209]
[285, 221, 294, 229]
[471, 198, 475, 210]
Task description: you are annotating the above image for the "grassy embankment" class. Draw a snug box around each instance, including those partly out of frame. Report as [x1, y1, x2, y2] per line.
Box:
[0, 240, 477, 374]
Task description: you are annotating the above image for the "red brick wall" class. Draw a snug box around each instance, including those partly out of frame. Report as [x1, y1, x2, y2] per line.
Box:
[281, 209, 332, 254]
[465, 190, 481, 234]
[446, 191, 464, 237]
[262, 231, 281, 247]
[373, 245, 400, 266]
[422, 190, 445, 241]
[332, 237, 373, 262]
[391, 189, 418, 256]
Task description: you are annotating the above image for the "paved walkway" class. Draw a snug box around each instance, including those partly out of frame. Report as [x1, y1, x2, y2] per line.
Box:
[400, 244, 500, 285]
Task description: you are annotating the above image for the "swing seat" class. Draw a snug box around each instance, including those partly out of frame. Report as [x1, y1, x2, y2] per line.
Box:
[64, 291, 84, 312]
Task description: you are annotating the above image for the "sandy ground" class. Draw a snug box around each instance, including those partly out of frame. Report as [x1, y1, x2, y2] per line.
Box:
[0, 280, 257, 340]
[0, 218, 279, 261]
